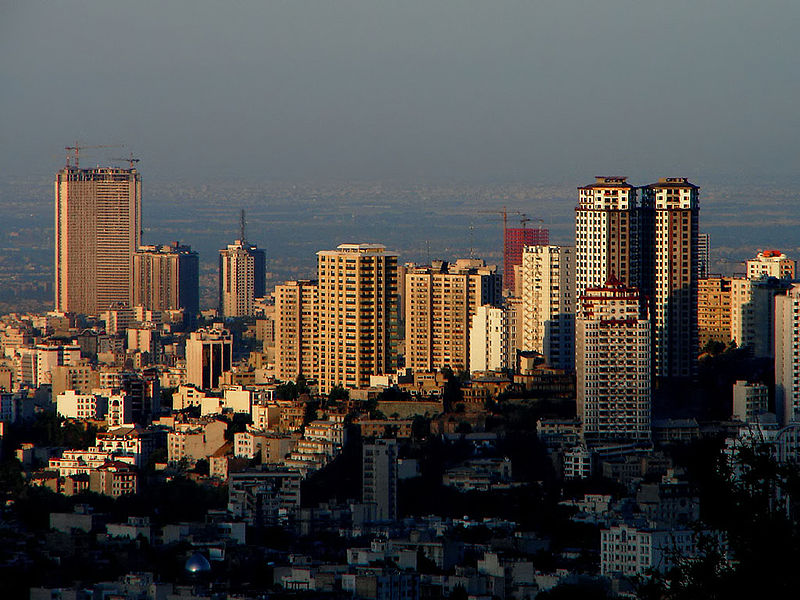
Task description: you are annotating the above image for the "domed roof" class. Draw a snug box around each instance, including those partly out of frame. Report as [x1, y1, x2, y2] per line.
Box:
[184, 552, 211, 574]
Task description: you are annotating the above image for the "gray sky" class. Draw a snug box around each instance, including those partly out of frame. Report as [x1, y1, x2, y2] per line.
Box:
[1, 0, 798, 184]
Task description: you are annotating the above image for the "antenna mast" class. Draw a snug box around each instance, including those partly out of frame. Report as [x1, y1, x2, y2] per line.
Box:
[240, 209, 247, 244]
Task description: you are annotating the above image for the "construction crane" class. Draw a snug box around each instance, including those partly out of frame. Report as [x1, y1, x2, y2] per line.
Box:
[519, 214, 531, 228]
[64, 142, 123, 168]
[110, 152, 140, 169]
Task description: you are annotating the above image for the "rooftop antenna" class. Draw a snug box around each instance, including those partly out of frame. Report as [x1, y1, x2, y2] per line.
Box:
[240, 209, 247, 244]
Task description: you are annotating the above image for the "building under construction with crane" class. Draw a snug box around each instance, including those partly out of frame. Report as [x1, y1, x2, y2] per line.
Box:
[55, 144, 141, 314]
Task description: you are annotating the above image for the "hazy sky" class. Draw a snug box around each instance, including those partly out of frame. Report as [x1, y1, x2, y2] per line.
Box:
[2, 0, 798, 184]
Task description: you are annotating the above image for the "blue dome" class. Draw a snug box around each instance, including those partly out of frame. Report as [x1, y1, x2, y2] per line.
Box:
[185, 552, 211, 574]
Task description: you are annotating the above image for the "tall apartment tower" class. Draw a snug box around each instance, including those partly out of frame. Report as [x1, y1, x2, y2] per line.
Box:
[747, 250, 796, 280]
[576, 278, 651, 443]
[133, 242, 199, 318]
[185, 326, 233, 390]
[730, 276, 791, 359]
[469, 305, 509, 373]
[405, 259, 501, 373]
[362, 438, 398, 522]
[503, 226, 549, 294]
[575, 177, 641, 304]
[219, 240, 266, 318]
[775, 285, 800, 425]
[520, 245, 575, 371]
[55, 166, 142, 315]
[274, 280, 318, 383]
[316, 244, 398, 395]
[641, 178, 700, 378]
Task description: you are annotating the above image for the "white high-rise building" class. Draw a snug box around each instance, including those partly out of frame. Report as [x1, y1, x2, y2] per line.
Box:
[521, 245, 575, 371]
[731, 276, 792, 359]
[576, 279, 651, 443]
[469, 305, 509, 374]
[55, 166, 142, 315]
[775, 285, 800, 425]
[747, 250, 796, 281]
[575, 177, 640, 304]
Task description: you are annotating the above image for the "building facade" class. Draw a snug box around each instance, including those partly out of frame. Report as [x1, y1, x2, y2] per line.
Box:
[576, 279, 651, 443]
[747, 250, 796, 281]
[316, 244, 398, 395]
[185, 327, 233, 390]
[274, 280, 318, 383]
[55, 166, 141, 314]
[503, 226, 549, 294]
[775, 285, 800, 425]
[468, 305, 509, 374]
[520, 245, 575, 371]
[219, 240, 266, 318]
[132, 242, 199, 317]
[641, 177, 700, 378]
[362, 439, 398, 522]
[698, 276, 732, 349]
[404, 259, 500, 374]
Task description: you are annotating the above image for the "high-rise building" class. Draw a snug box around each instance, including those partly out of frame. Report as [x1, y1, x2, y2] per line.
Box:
[521, 245, 575, 371]
[697, 233, 710, 278]
[55, 166, 141, 315]
[575, 177, 641, 304]
[219, 240, 266, 318]
[405, 259, 501, 373]
[747, 250, 796, 281]
[775, 285, 800, 425]
[698, 276, 732, 349]
[641, 177, 700, 378]
[576, 278, 651, 443]
[362, 438, 398, 522]
[316, 244, 398, 395]
[503, 226, 549, 294]
[730, 276, 791, 358]
[185, 327, 233, 390]
[133, 242, 199, 318]
[469, 305, 509, 373]
[274, 280, 318, 383]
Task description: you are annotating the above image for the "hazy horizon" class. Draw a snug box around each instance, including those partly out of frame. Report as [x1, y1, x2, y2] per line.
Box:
[2, 1, 799, 186]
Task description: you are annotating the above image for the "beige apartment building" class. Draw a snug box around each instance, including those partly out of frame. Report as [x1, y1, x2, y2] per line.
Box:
[55, 167, 141, 315]
[404, 259, 500, 374]
[273, 279, 318, 382]
[132, 243, 199, 316]
[316, 244, 398, 395]
[698, 276, 731, 348]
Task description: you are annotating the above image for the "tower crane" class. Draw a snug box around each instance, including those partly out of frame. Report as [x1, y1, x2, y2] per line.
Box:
[110, 152, 140, 169]
[64, 142, 123, 168]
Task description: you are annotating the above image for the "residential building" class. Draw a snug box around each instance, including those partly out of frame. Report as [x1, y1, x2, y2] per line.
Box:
[185, 327, 233, 390]
[228, 469, 302, 526]
[132, 242, 199, 318]
[316, 244, 398, 394]
[274, 280, 318, 382]
[600, 524, 698, 577]
[520, 245, 575, 370]
[747, 250, 796, 280]
[404, 259, 500, 374]
[641, 177, 700, 378]
[697, 232, 710, 278]
[575, 176, 641, 304]
[731, 276, 791, 358]
[503, 226, 549, 294]
[775, 285, 800, 425]
[469, 305, 509, 373]
[732, 380, 769, 423]
[219, 239, 266, 317]
[55, 166, 141, 314]
[576, 279, 651, 443]
[363, 439, 398, 522]
[698, 276, 732, 348]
